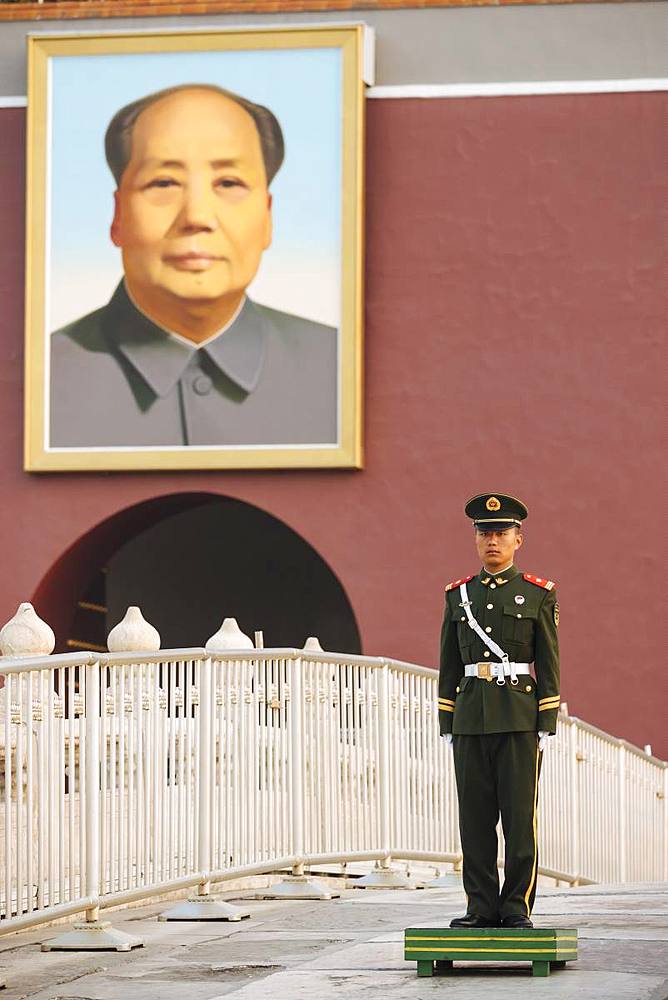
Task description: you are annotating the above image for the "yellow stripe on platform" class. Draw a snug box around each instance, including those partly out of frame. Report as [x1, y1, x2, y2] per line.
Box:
[406, 936, 577, 943]
[406, 947, 577, 955]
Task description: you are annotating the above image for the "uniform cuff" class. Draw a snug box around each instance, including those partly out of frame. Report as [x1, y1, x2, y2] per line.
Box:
[537, 707, 559, 734]
[438, 703, 454, 735]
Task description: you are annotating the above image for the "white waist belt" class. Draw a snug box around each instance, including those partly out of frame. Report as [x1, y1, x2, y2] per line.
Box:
[465, 662, 531, 681]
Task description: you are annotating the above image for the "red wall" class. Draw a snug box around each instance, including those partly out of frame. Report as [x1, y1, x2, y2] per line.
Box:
[1, 93, 666, 756]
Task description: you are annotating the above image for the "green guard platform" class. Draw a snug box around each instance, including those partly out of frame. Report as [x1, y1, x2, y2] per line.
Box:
[405, 926, 578, 978]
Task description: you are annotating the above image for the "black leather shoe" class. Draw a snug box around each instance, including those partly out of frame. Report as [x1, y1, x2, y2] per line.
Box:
[449, 913, 499, 928]
[501, 915, 533, 928]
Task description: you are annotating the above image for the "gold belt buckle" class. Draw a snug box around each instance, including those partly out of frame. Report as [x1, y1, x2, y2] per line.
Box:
[477, 662, 491, 680]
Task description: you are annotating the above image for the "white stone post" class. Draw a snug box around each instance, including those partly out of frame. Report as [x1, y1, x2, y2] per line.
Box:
[107, 606, 160, 652]
[160, 616, 251, 921]
[42, 607, 144, 952]
[303, 636, 324, 652]
[0, 603, 56, 979]
[0, 603, 56, 659]
[0, 602, 56, 727]
[106, 605, 160, 718]
[205, 617, 254, 652]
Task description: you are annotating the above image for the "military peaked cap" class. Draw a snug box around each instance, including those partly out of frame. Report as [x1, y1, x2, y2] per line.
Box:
[465, 492, 528, 532]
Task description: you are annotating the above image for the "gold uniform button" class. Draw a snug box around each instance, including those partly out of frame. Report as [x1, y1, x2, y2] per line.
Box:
[525, 685, 532, 692]
[517, 613, 522, 618]
[456, 686, 460, 693]
[461, 616, 466, 621]
[485, 626, 492, 633]
[490, 583, 497, 589]
[486, 676, 493, 683]
[487, 603, 493, 610]
[483, 651, 490, 658]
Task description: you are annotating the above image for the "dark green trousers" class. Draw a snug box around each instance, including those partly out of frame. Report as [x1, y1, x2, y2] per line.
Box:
[453, 731, 542, 920]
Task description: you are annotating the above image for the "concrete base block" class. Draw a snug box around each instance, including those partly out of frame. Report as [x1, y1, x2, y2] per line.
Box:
[355, 868, 413, 889]
[255, 876, 340, 900]
[419, 873, 463, 889]
[41, 919, 144, 952]
[158, 896, 250, 921]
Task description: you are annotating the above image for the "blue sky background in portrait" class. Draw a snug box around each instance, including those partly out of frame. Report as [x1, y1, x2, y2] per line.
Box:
[48, 45, 342, 330]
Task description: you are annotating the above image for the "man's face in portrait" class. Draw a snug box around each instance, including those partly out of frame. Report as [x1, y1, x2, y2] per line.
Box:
[475, 527, 523, 571]
[110, 87, 273, 339]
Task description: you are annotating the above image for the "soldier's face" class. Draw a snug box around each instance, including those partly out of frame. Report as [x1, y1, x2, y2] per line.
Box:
[110, 89, 273, 320]
[475, 528, 522, 571]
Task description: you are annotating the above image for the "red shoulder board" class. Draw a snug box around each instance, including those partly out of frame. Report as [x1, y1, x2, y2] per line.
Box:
[445, 574, 475, 593]
[523, 573, 556, 591]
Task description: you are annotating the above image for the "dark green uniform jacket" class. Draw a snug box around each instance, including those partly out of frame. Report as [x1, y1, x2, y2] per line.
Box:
[438, 566, 560, 736]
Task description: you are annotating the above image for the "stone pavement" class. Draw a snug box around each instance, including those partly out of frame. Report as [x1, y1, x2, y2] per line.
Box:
[0, 879, 666, 1000]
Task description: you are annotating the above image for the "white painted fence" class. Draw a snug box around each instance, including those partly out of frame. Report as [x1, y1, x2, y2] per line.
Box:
[0, 645, 666, 937]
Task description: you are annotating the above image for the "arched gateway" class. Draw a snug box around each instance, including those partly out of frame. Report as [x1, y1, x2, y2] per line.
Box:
[32, 493, 361, 654]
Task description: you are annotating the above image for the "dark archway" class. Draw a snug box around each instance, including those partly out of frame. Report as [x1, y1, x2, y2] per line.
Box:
[32, 493, 360, 655]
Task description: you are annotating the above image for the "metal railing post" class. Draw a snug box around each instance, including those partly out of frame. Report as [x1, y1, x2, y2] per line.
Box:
[159, 652, 249, 921]
[663, 766, 668, 881]
[355, 660, 411, 888]
[84, 660, 101, 923]
[257, 653, 339, 901]
[290, 655, 305, 871]
[618, 744, 627, 882]
[42, 656, 143, 951]
[569, 721, 580, 885]
[377, 661, 391, 864]
[197, 655, 212, 884]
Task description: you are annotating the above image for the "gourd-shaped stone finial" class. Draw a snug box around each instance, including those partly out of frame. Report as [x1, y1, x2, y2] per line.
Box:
[0, 603, 56, 657]
[107, 606, 160, 652]
[206, 618, 254, 652]
[303, 636, 324, 652]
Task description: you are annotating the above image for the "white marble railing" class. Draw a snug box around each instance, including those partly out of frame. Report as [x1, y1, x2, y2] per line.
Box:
[0, 604, 665, 944]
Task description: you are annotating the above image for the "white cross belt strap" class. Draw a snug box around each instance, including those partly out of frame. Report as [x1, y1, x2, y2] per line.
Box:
[459, 581, 521, 686]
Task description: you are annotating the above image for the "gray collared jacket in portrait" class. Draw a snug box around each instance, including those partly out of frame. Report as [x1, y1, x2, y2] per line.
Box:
[49, 283, 338, 447]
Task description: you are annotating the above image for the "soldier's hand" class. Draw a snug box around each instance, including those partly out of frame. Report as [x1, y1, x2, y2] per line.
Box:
[444, 733, 453, 747]
[538, 731, 549, 751]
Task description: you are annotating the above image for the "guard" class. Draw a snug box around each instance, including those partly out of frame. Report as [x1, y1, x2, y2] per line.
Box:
[438, 493, 560, 929]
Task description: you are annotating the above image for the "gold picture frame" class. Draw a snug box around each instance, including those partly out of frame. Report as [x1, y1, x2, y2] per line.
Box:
[24, 25, 365, 471]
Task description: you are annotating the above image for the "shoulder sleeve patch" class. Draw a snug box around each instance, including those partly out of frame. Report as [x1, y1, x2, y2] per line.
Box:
[523, 572, 556, 591]
[445, 574, 475, 593]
